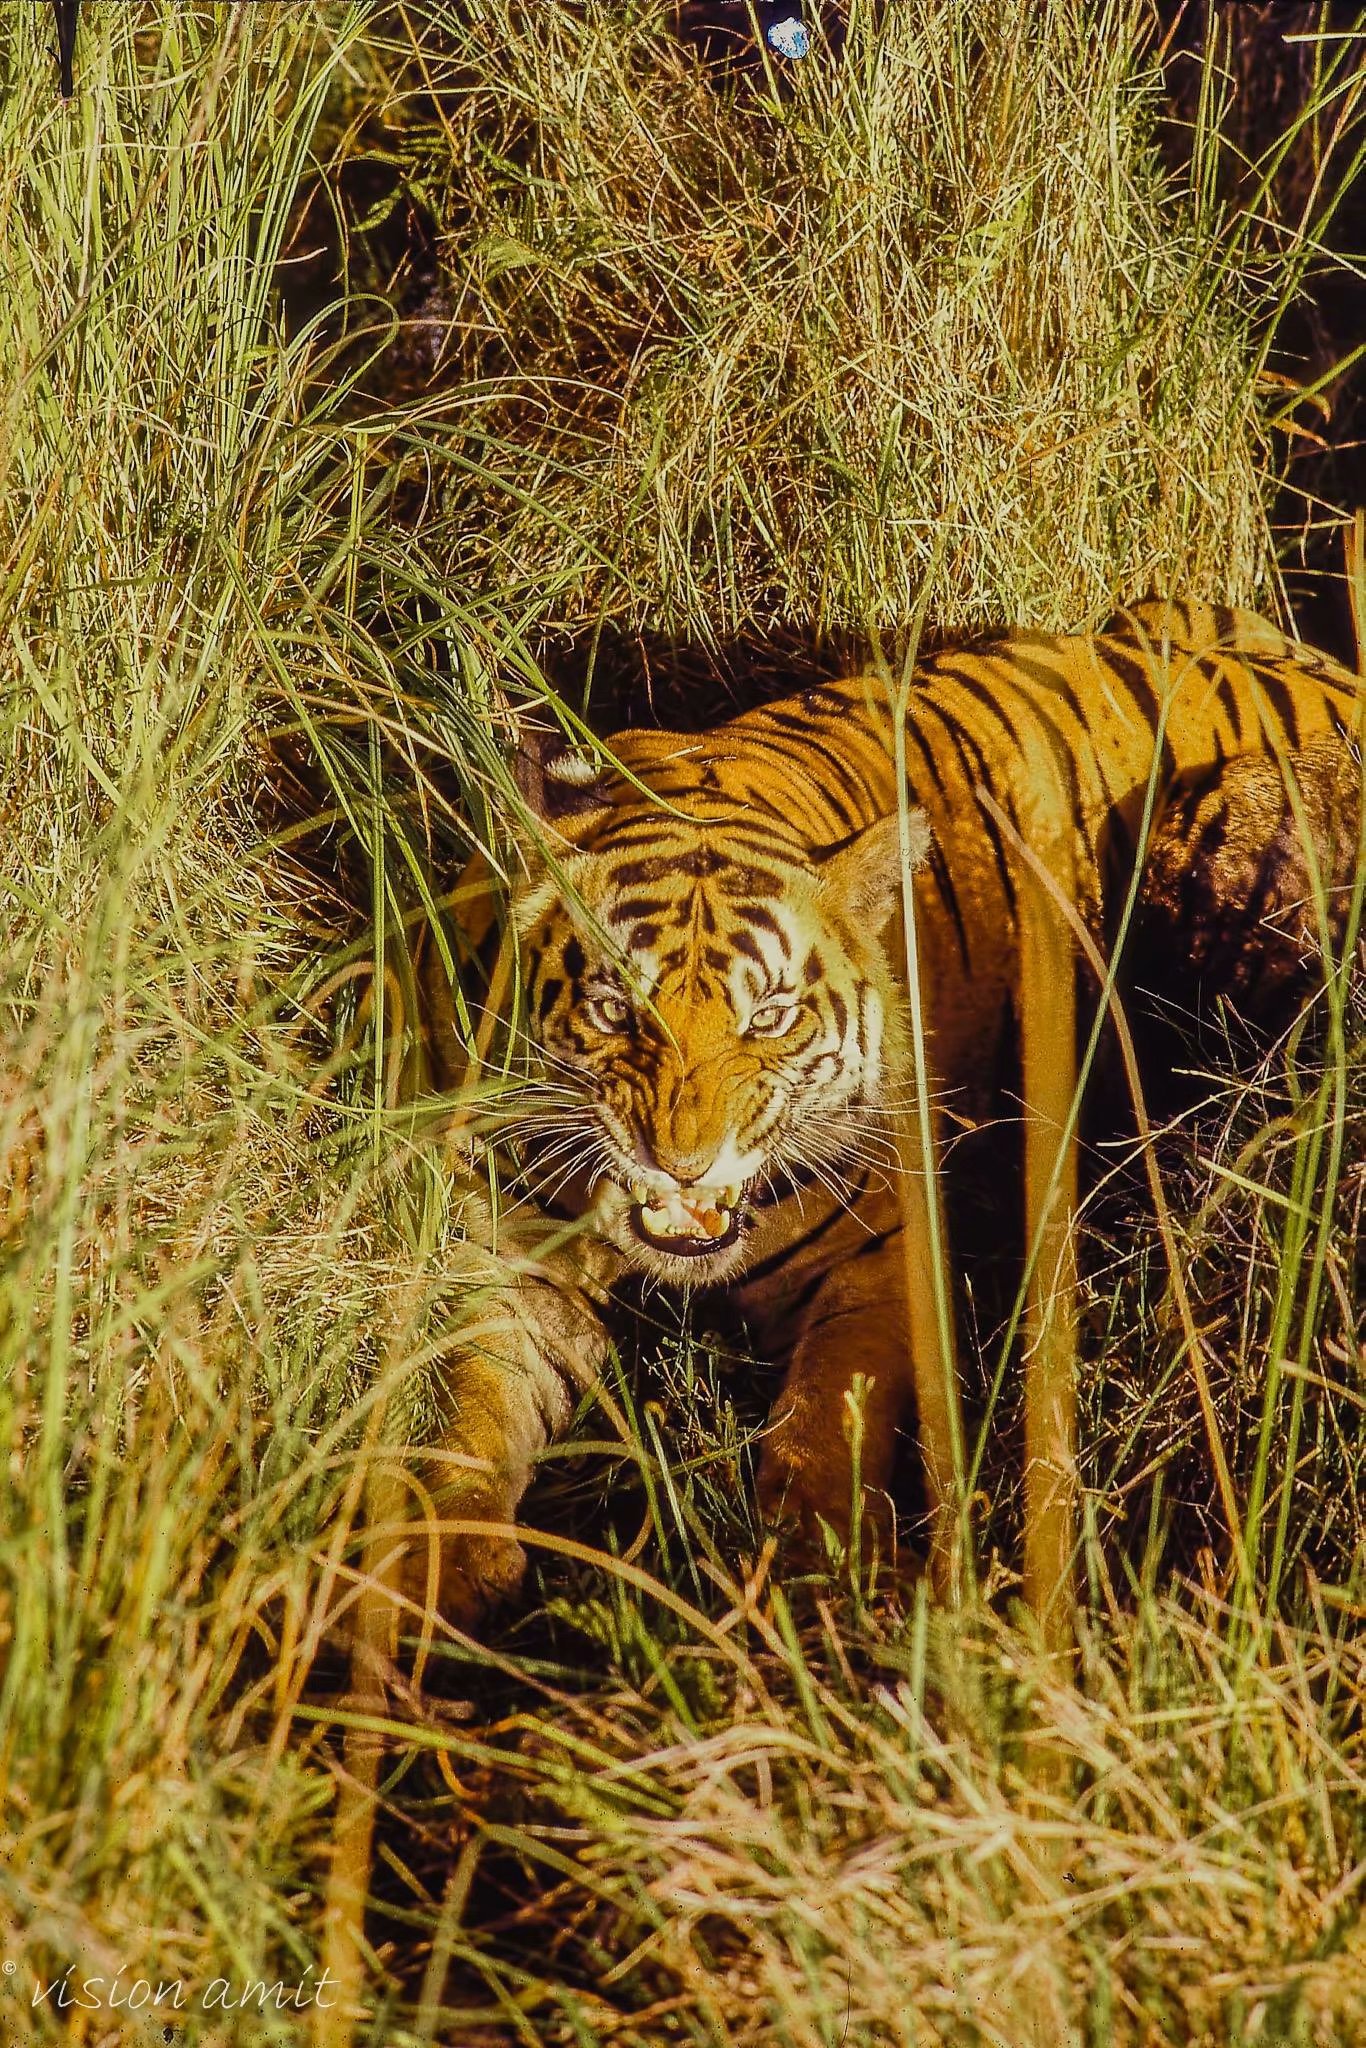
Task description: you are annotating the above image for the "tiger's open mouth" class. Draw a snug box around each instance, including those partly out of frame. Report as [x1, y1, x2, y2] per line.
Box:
[626, 1180, 746, 1258]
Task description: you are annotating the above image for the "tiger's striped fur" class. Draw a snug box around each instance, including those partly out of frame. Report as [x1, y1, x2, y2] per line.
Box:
[414, 601, 1363, 1631]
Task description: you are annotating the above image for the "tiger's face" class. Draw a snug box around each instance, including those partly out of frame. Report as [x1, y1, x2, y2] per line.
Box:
[513, 790, 927, 1284]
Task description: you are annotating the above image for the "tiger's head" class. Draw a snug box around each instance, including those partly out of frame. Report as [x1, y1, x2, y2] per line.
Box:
[510, 729, 929, 1283]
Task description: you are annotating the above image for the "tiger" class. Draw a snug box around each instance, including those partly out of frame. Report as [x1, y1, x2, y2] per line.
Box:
[404, 599, 1363, 1643]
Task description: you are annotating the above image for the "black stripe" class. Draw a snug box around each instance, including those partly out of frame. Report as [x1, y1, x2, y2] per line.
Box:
[739, 902, 791, 946]
[1099, 643, 1163, 723]
[1212, 666, 1243, 739]
[761, 706, 822, 736]
[1210, 603, 1239, 650]
[898, 719, 972, 964]
[825, 1223, 901, 1274]
[740, 1173, 872, 1280]
[926, 841, 971, 970]
[707, 828, 810, 859]
[775, 1264, 848, 1331]
[786, 1227, 904, 1335]
[718, 865, 788, 900]
[934, 659, 1027, 755]
[914, 698, 1019, 918]
[903, 712, 953, 805]
[612, 895, 669, 922]
[1251, 661, 1303, 752]
[608, 855, 680, 886]
[733, 789, 815, 825]
[1099, 644, 1177, 781]
[1004, 650, 1089, 727]
[981, 653, 1085, 801]
[676, 847, 727, 879]
[753, 729, 867, 799]
[792, 1039, 837, 1076]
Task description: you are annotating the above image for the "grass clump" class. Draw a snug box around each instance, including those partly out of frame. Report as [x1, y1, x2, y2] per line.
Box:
[410, 1587, 1366, 2046]
[372, 0, 1294, 650]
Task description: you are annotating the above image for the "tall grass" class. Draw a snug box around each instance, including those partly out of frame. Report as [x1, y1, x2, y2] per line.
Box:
[366, 0, 1303, 652]
[0, 2, 1362, 2045]
[0, 5, 516, 2035]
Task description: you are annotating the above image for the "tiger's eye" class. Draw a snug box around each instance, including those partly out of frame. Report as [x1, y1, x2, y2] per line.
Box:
[590, 990, 632, 1033]
[747, 998, 798, 1038]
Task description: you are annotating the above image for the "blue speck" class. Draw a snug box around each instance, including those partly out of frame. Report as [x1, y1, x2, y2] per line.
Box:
[766, 14, 810, 60]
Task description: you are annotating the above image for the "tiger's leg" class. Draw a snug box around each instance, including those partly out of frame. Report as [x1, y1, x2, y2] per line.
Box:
[1015, 803, 1081, 1658]
[755, 1235, 916, 1558]
[400, 1277, 610, 1627]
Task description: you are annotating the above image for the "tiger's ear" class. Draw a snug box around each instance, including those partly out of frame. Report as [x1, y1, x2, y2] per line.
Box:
[820, 810, 931, 931]
[513, 720, 615, 841]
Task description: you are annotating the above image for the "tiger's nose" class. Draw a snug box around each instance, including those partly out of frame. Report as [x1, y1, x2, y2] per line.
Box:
[630, 1122, 717, 1190]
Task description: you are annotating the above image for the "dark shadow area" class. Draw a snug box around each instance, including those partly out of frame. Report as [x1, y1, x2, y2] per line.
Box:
[673, 0, 848, 77]
[532, 617, 894, 732]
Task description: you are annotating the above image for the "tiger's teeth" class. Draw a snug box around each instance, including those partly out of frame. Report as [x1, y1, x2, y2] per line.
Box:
[641, 1204, 674, 1236]
[630, 1181, 649, 1204]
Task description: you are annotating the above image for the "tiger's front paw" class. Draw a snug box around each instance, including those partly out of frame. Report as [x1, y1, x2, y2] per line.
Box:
[398, 1512, 528, 1632]
[757, 1440, 858, 1563]
[757, 1443, 895, 1575]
